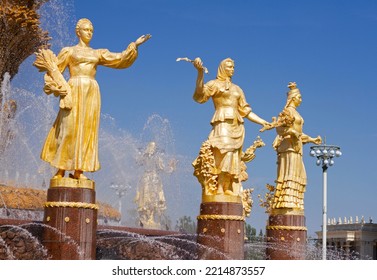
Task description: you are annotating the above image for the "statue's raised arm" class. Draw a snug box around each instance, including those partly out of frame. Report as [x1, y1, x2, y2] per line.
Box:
[192, 57, 206, 101]
[35, 18, 150, 181]
[134, 34, 152, 47]
[191, 57, 272, 199]
[271, 82, 322, 211]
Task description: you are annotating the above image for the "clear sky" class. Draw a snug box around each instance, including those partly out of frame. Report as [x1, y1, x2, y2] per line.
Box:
[11, 0, 377, 236]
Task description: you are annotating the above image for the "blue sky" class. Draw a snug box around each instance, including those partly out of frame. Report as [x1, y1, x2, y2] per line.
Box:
[11, 0, 377, 236]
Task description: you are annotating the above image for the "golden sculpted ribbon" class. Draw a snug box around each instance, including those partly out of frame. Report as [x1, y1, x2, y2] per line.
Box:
[44, 201, 99, 210]
[266, 225, 307, 231]
[197, 214, 245, 221]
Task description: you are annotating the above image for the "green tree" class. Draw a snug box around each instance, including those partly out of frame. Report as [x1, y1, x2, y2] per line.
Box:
[244, 225, 266, 260]
[245, 223, 257, 241]
[175, 215, 197, 234]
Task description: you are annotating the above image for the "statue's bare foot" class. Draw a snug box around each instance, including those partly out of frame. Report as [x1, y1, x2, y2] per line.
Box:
[78, 173, 88, 180]
[52, 169, 65, 179]
[72, 170, 87, 180]
[225, 190, 236, 196]
[216, 187, 224, 195]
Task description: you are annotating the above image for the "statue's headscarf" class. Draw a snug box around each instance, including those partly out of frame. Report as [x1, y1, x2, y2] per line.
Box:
[216, 58, 234, 90]
[285, 81, 301, 108]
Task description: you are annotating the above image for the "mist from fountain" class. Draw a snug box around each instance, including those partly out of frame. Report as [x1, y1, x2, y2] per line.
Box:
[0, 73, 13, 156]
[0, 0, 197, 233]
[0, 224, 48, 260]
[0, 1, 190, 260]
[244, 237, 369, 260]
[84, 113, 182, 229]
[0, 0, 76, 190]
[0, 0, 368, 261]
[96, 229, 232, 260]
[0, 78, 56, 189]
[0, 222, 87, 260]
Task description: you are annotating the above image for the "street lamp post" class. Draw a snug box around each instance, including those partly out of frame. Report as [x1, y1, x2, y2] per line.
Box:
[310, 144, 341, 260]
[109, 183, 131, 224]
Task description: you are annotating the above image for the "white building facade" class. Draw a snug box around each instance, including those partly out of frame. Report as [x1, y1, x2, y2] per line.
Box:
[316, 216, 377, 260]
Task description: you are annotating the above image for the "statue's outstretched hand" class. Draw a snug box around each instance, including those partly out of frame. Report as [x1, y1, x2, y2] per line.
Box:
[313, 136, 322, 145]
[193, 57, 205, 72]
[135, 34, 152, 46]
[259, 121, 274, 132]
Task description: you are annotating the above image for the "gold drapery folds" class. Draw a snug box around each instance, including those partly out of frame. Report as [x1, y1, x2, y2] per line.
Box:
[270, 82, 321, 212]
[191, 58, 271, 205]
[34, 18, 151, 179]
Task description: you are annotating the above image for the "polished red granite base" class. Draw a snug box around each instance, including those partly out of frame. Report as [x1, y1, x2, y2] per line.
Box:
[43, 185, 97, 260]
[197, 202, 244, 259]
[266, 214, 307, 260]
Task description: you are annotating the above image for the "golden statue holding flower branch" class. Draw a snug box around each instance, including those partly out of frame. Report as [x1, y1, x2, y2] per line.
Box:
[187, 57, 273, 202]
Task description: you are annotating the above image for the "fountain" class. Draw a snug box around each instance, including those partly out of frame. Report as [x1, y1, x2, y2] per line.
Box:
[0, 1, 143, 260]
[0, 1, 203, 260]
[0, 0, 50, 83]
[0, 1, 367, 262]
[0, 0, 50, 160]
[134, 141, 176, 230]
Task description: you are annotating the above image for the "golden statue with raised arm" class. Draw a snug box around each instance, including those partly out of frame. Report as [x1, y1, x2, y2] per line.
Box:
[134, 141, 176, 229]
[34, 18, 151, 180]
[272, 82, 321, 211]
[191, 57, 272, 198]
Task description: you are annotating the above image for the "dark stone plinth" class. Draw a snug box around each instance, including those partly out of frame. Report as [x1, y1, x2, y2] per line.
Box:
[43, 183, 97, 260]
[266, 214, 307, 260]
[197, 201, 244, 259]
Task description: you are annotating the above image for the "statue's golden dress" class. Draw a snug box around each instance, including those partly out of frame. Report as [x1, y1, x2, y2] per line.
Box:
[273, 106, 306, 209]
[194, 79, 252, 178]
[41, 43, 138, 172]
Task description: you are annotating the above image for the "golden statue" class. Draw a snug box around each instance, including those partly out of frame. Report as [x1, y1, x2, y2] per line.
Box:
[34, 18, 151, 180]
[134, 141, 176, 229]
[271, 82, 321, 211]
[191, 57, 272, 199]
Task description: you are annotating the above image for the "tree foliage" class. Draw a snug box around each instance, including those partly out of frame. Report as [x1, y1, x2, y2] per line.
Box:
[175, 215, 197, 234]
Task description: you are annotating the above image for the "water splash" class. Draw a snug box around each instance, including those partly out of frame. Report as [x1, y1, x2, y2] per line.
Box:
[25, 222, 84, 259]
[138, 114, 180, 228]
[140, 114, 176, 156]
[0, 85, 56, 188]
[0, 73, 13, 155]
[96, 229, 230, 260]
[0, 224, 47, 260]
[244, 239, 368, 260]
[0, 222, 89, 260]
[153, 234, 231, 260]
[0, 235, 14, 260]
[91, 115, 140, 224]
[38, 0, 76, 51]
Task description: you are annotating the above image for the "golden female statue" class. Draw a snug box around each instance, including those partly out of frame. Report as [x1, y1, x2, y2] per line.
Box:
[134, 141, 175, 229]
[272, 82, 321, 210]
[35, 18, 151, 180]
[192, 57, 271, 196]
